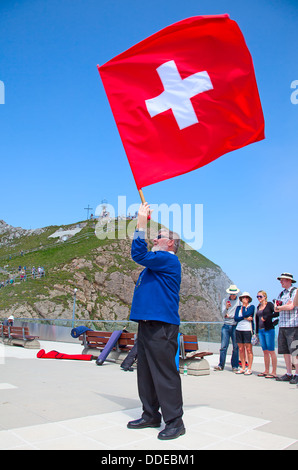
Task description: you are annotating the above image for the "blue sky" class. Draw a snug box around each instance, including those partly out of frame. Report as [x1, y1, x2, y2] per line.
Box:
[0, 0, 297, 303]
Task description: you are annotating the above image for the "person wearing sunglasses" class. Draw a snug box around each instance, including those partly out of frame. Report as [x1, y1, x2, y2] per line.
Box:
[255, 291, 278, 378]
[127, 202, 185, 441]
[234, 292, 255, 375]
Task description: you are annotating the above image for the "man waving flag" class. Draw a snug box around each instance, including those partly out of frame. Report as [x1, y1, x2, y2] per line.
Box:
[98, 14, 264, 192]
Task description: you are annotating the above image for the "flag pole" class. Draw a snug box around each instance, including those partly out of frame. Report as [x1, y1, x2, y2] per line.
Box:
[138, 189, 146, 204]
[138, 188, 151, 220]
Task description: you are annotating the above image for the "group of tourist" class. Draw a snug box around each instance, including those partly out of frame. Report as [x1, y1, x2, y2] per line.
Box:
[0, 265, 46, 289]
[215, 273, 298, 384]
[18, 265, 45, 280]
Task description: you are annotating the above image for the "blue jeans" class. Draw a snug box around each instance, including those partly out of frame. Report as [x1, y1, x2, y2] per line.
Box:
[258, 328, 275, 352]
[219, 324, 239, 369]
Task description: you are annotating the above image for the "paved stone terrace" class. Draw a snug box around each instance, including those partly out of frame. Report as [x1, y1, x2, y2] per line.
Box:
[0, 340, 297, 450]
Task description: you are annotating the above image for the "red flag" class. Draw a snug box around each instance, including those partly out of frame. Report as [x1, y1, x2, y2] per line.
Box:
[98, 14, 264, 190]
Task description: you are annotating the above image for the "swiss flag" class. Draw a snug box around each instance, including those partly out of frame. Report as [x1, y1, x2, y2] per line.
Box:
[98, 15, 265, 190]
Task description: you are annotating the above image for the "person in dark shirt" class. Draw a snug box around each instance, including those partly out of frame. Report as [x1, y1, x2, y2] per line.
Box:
[3, 315, 14, 326]
[255, 290, 278, 378]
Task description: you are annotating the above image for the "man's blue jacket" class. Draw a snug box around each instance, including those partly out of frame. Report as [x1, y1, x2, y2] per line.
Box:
[129, 230, 181, 325]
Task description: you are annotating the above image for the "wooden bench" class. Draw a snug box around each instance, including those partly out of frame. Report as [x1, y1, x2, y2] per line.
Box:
[0, 324, 40, 348]
[81, 330, 136, 355]
[179, 334, 213, 360]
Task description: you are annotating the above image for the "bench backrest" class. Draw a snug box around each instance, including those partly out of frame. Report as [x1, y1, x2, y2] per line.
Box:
[179, 334, 199, 359]
[1, 325, 30, 339]
[82, 330, 136, 351]
[182, 335, 199, 352]
[83, 331, 112, 348]
[11, 326, 30, 334]
[118, 332, 136, 349]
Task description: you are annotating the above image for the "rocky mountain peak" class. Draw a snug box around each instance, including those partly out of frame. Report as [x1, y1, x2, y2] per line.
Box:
[0, 219, 233, 323]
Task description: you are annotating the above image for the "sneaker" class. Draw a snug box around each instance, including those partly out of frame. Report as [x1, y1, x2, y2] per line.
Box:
[289, 375, 298, 385]
[213, 366, 223, 371]
[275, 374, 293, 382]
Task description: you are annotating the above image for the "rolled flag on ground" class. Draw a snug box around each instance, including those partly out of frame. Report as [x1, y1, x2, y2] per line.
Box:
[37, 349, 93, 361]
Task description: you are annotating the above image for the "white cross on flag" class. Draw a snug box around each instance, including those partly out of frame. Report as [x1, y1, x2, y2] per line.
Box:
[145, 60, 214, 130]
[98, 15, 264, 190]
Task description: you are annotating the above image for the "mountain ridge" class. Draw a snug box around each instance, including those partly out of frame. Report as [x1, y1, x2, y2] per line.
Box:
[0, 218, 232, 323]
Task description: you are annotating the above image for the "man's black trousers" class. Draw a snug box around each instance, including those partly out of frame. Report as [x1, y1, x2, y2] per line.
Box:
[137, 320, 183, 428]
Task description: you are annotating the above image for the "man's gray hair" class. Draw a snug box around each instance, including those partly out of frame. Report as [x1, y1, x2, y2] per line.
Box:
[159, 229, 181, 254]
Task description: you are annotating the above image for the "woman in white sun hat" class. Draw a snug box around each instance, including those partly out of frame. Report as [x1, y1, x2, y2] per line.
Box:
[234, 292, 255, 375]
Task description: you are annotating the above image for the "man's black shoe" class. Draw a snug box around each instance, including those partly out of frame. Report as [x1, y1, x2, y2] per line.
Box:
[127, 418, 161, 429]
[289, 375, 298, 385]
[158, 424, 186, 440]
[276, 374, 293, 382]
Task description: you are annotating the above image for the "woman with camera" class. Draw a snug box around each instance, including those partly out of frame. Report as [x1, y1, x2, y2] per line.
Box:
[255, 291, 278, 379]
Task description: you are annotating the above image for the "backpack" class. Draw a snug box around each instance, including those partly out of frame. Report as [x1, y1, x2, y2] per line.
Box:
[279, 286, 297, 301]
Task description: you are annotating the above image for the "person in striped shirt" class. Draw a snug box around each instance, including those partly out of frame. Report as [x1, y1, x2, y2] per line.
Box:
[274, 273, 298, 383]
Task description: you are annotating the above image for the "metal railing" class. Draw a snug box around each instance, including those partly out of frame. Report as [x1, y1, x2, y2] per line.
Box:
[1, 318, 223, 344]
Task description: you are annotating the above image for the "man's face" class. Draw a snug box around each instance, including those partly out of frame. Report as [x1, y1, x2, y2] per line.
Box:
[280, 278, 292, 290]
[229, 294, 237, 301]
[152, 231, 170, 252]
